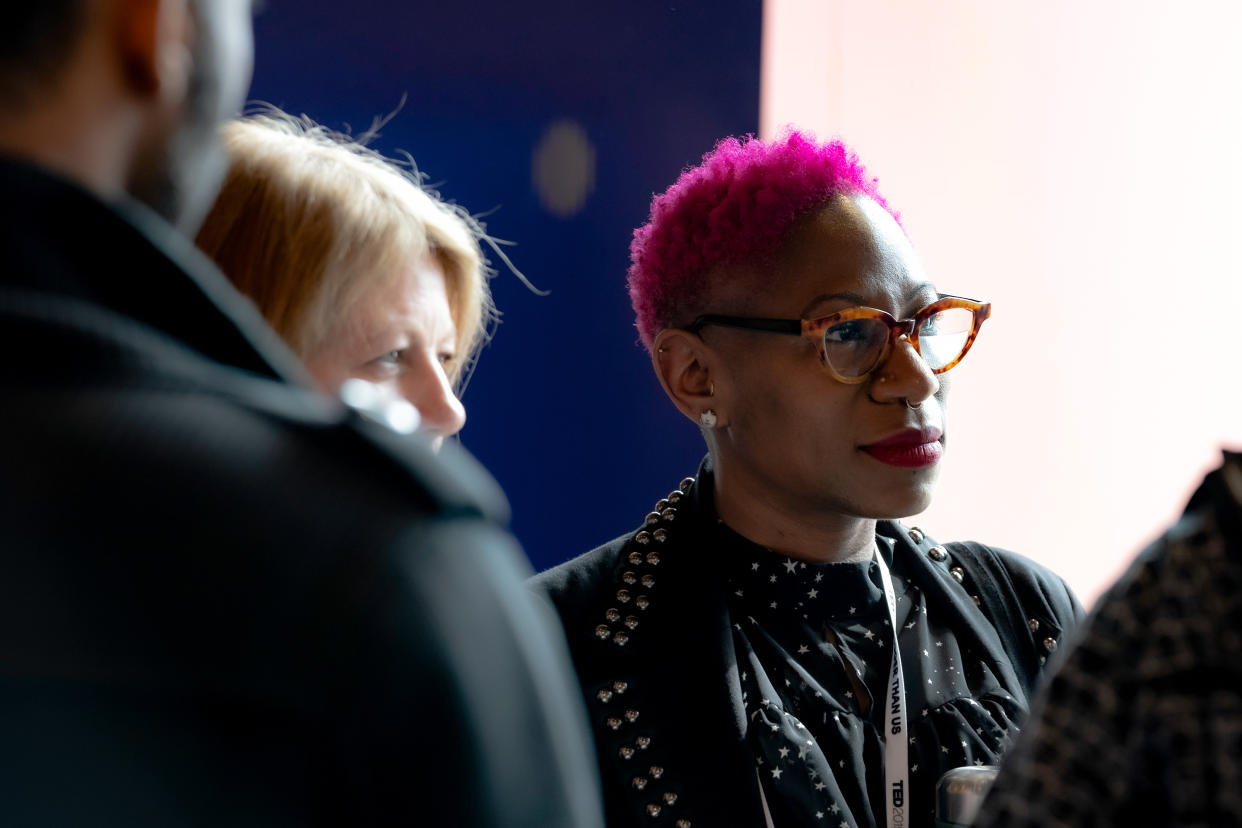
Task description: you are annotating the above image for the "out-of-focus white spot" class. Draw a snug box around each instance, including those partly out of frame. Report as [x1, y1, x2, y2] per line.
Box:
[382, 399, 420, 435]
[340, 378, 379, 411]
[532, 119, 596, 218]
[339, 378, 421, 435]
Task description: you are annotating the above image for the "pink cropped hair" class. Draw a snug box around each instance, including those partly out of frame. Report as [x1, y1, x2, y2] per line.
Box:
[627, 129, 899, 350]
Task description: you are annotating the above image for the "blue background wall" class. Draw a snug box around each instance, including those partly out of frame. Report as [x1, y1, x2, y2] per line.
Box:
[250, 1, 761, 571]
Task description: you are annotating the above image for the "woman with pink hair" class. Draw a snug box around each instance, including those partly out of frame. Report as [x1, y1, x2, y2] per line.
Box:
[533, 130, 1082, 828]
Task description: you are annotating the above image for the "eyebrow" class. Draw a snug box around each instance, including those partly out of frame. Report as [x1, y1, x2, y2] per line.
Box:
[799, 282, 938, 318]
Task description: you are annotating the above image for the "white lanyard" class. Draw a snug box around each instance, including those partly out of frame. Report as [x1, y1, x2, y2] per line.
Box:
[875, 548, 909, 828]
[754, 546, 910, 828]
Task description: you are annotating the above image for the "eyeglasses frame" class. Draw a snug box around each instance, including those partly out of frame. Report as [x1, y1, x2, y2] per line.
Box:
[685, 294, 992, 385]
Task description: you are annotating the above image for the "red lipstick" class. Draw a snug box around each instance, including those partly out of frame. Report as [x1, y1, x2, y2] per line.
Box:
[860, 428, 943, 468]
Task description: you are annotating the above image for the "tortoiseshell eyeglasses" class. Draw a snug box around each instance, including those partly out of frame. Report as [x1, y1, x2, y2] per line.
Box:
[686, 295, 992, 385]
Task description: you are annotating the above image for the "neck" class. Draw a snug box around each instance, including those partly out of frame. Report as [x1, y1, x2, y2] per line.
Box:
[0, 59, 138, 202]
[712, 465, 878, 564]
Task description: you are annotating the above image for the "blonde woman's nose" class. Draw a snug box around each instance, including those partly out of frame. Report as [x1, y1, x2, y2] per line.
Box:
[400, 357, 466, 438]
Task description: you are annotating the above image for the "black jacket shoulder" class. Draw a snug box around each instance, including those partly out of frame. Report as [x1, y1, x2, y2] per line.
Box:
[0, 159, 601, 828]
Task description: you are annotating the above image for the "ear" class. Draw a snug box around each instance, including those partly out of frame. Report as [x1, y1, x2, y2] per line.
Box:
[115, 0, 193, 103]
[651, 328, 728, 429]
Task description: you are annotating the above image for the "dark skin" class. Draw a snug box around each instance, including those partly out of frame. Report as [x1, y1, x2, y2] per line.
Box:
[652, 194, 947, 565]
[0, 0, 255, 230]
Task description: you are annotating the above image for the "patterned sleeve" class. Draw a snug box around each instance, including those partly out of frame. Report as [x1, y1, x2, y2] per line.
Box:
[971, 598, 1137, 827]
[977, 498, 1242, 827]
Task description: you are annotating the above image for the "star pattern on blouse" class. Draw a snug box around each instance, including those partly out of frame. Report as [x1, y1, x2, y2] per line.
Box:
[724, 538, 1024, 828]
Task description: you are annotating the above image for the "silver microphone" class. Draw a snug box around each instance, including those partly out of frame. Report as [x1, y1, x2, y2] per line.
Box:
[934, 765, 999, 828]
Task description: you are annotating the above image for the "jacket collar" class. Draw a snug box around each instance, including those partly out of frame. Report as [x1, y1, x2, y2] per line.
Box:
[0, 155, 308, 385]
[597, 458, 1029, 823]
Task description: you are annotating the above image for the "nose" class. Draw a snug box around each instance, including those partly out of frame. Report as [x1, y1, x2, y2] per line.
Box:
[869, 334, 939, 406]
[399, 355, 467, 439]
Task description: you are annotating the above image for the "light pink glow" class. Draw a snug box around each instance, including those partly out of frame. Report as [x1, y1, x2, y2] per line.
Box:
[762, 0, 1242, 605]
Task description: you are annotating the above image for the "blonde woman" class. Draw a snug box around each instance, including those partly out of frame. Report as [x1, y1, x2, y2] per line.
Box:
[197, 110, 495, 442]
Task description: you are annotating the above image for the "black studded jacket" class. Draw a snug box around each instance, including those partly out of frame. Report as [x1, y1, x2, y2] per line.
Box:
[532, 457, 1083, 828]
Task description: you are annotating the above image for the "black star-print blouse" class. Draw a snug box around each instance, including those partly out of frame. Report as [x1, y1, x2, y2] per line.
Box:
[722, 525, 1024, 827]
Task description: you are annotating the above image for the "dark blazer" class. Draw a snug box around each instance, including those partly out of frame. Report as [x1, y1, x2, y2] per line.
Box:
[533, 459, 1082, 828]
[0, 158, 602, 828]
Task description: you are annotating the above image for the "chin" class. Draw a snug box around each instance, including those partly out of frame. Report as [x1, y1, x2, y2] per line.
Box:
[866, 479, 939, 521]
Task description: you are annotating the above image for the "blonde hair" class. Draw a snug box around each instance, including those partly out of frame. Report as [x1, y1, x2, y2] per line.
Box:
[196, 108, 495, 391]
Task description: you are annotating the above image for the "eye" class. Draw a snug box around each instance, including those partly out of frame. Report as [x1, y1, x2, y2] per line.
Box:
[374, 349, 403, 368]
[823, 319, 872, 344]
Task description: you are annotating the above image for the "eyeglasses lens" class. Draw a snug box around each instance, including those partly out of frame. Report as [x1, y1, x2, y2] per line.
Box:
[917, 307, 974, 371]
[821, 319, 891, 378]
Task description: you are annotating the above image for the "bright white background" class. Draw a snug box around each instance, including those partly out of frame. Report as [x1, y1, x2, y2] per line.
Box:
[762, 0, 1242, 604]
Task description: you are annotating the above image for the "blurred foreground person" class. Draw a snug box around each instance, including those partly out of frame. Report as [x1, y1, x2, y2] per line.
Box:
[977, 451, 1242, 827]
[198, 111, 490, 446]
[534, 131, 1083, 827]
[0, 2, 601, 825]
